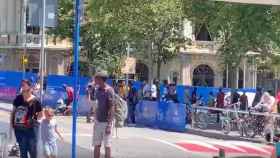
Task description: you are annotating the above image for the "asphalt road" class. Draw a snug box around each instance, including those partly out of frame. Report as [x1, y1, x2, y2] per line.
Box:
[0, 103, 274, 158]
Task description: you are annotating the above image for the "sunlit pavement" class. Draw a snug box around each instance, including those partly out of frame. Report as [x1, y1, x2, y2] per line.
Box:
[0, 102, 274, 158]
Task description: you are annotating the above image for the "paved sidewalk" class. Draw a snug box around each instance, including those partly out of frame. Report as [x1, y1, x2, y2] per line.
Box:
[0, 102, 12, 112]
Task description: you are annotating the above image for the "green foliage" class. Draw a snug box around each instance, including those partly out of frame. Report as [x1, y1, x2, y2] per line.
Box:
[88, 0, 185, 78]
[183, 0, 280, 69]
[49, 0, 185, 78]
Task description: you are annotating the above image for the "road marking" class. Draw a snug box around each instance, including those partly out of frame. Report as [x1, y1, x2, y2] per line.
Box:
[175, 140, 273, 156]
[141, 137, 190, 153]
[229, 141, 271, 155]
[209, 141, 247, 153]
[177, 140, 219, 151]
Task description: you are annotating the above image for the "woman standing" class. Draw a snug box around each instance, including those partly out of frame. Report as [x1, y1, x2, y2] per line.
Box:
[10, 79, 43, 158]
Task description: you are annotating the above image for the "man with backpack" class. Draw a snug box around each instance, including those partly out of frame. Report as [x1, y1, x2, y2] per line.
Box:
[93, 71, 115, 158]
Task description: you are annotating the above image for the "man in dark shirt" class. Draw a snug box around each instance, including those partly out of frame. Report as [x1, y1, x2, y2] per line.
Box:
[240, 92, 248, 111]
[11, 79, 42, 158]
[93, 71, 115, 158]
[216, 88, 225, 123]
[231, 89, 240, 104]
[252, 87, 263, 107]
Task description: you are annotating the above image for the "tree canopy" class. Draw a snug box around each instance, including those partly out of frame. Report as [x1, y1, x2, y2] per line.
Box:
[183, 0, 280, 69]
[50, 0, 185, 78]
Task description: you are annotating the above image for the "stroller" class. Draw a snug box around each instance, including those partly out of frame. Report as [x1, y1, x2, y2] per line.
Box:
[8, 143, 20, 157]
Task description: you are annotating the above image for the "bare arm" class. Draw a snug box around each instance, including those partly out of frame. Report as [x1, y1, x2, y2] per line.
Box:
[55, 126, 64, 141]
[10, 107, 15, 128]
[107, 92, 115, 128]
[107, 102, 115, 127]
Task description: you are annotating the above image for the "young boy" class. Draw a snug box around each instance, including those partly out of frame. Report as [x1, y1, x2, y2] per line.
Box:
[41, 108, 63, 158]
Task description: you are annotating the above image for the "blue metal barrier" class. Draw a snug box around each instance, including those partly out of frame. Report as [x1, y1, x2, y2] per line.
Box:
[135, 100, 187, 132]
[158, 101, 186, 132]
[135, 100, 158, 127]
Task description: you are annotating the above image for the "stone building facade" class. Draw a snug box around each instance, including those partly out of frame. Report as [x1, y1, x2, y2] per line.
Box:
[135, 23, 257, 88]
[0, 0, 71, 75]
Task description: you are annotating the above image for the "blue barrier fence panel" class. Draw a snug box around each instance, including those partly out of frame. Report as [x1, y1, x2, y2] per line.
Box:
[135, 100, 158, 127]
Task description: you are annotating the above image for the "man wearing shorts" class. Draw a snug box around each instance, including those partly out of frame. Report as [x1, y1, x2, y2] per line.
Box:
[93, 71, 115, 158]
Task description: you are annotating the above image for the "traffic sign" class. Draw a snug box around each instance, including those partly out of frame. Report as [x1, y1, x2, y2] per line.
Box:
[121, 57, 136, 74]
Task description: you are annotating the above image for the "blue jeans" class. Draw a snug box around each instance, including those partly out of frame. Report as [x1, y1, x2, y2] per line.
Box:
[14, 127, 38, 158]
[128, 104, 136, 124]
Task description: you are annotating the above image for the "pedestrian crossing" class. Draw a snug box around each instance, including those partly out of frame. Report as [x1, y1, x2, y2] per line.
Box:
[175, 140, 274, 157]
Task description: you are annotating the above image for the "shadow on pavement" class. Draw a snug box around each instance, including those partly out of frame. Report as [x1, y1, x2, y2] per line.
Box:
[57, 141, 93, 158]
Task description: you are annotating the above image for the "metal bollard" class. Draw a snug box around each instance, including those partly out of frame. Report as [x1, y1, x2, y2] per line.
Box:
[219, 148, 225, 158]
[275, 142, 280, 158]
[212, 148, 225, 158]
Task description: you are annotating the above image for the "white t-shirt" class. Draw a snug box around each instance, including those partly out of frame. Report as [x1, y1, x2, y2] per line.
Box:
[143, 84, 157, 98]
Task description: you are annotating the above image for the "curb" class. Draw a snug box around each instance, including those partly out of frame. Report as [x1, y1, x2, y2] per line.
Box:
[0, 106, 12, 112]
[0, 102, 13, 112]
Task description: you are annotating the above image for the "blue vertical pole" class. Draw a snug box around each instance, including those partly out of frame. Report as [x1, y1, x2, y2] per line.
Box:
[72, 0, 80, 157]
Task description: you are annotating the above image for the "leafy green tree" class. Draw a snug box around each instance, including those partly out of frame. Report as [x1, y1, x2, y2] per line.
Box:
[50, 0, 186, 79]
[183, 0, 280, 69]
[49, 0, 127, 76]
[92, 0, 185, 79]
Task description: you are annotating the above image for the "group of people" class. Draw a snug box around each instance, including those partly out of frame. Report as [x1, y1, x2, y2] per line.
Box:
[141, 79, 179, 103]
[10, 71, 116, 158]
[192, 87, 280, 139]
[11, 73, 280, 158]
[11, 79, 63, 158]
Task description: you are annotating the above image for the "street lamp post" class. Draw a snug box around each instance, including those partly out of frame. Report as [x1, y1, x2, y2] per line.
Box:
[39, 0, 46, 103]
[22, 0, 28, 79]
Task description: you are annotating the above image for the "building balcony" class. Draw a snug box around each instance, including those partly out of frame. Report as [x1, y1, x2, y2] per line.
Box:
[181, 40, 220, 55]
[0, 34, 72, 50]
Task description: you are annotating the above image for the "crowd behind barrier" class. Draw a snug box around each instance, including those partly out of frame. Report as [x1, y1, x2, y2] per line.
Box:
[0, 71, 257, 131]
[0, 71, 143, 114]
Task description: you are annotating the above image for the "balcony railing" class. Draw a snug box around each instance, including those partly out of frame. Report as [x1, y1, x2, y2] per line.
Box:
[183, 40, 220, 54]
[0, 34, 71, 49]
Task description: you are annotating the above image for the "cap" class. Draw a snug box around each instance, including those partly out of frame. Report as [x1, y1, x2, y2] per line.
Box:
[95, 70, 109, 78]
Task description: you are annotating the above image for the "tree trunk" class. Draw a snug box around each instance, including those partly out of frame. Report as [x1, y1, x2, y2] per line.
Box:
[157, 60, 162, 80]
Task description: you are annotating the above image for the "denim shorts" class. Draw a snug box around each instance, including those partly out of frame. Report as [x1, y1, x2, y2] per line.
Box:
[43, 141, 57, 157]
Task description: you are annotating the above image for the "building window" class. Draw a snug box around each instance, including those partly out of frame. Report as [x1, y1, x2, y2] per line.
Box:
[171, 71, 179, 84]
[195, 24, 212, 41]
[193, 64, 214, 87]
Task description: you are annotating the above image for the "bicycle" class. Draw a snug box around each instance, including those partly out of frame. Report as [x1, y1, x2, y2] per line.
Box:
[220, 107, 246, 136]
[242, 107, 266, 138]
[193, 101, 219, 129]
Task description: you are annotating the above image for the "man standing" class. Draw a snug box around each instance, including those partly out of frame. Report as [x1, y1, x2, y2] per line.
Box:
[143, 80, 157, 101]
[127, 82, 138, 124]
[216, 88, 225, 123]
[93, 71, 115, 158]
[63, 84, 74, 115]
[240, 92, 248, 111]
[231, 89, 240, 104]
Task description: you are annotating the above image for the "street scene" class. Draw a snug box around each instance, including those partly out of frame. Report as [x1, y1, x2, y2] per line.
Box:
[0, 102, 274, 158]
[0, 0, 280, 158]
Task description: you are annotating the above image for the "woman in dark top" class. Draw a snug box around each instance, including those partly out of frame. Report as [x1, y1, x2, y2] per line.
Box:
[11, 79, 42, 158]
[191, 88, 198, 104]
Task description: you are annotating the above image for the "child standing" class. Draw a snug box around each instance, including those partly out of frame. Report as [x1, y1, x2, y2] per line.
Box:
[41, 108, 63, 158]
